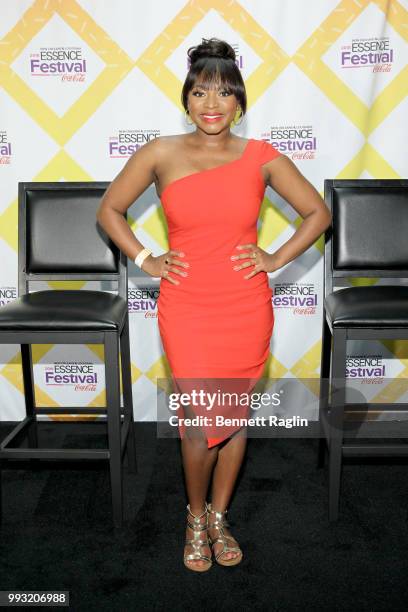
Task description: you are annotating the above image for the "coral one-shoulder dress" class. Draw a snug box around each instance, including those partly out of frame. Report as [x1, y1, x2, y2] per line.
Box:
[157, 138, 282, 447]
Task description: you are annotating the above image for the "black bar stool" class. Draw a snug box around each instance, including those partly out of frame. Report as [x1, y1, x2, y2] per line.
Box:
[318, 179, 408, 521]
[0, 182, 137, 528]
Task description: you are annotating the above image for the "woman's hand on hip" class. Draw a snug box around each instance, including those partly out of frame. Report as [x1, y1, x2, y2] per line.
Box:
[231, 244, 280, 279]
[142, 250, 189, 285]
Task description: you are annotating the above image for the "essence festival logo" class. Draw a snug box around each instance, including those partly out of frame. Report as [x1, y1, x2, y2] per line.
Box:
[186, 43, 244, 70]
[231, 43, 244, 70]
[262, 126, 317, 160]
[109, 130, 160, 158]
[0, 286, 17, 306]
[128, 286, 159, 318]
[346, 356, 386, 383]
[29, 47, 87, 82]
[44, 362, 97, 391]
[0, 131, 12, 165]
[341, 37, 394, 73]
[273, 283, 317, 315]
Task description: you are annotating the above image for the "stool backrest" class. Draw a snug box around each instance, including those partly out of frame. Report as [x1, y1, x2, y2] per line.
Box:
[18, 182, 127, 299]
[324, 179, 408, 296]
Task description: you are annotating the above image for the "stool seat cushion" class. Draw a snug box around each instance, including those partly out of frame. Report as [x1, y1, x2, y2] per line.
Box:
[325, 285, 408, 328]
[0, 290, 127, 331]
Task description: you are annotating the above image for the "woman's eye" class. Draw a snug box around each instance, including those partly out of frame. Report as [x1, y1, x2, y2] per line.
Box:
[191, 90, 231, 96]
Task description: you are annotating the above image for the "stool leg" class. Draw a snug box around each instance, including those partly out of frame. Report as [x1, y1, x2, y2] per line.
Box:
[120, 315, 137, 474]
[0, 458, 3, 524]
[21, 344, 38, 450]
[328, 329, 347, 522]
[318, 314, 332, 468]
[104, 332, 123, 528]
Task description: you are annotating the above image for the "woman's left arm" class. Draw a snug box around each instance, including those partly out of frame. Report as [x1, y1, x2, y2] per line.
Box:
[263, 155, 332, 272]
[233, 156, 332, 278]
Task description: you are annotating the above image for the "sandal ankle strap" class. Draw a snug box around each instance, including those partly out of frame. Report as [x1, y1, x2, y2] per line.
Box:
[207, 503, 229, 527]
[187, 502, 208, 523]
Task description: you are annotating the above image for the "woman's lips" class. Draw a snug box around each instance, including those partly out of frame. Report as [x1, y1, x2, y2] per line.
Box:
[201, 114, 224, 123]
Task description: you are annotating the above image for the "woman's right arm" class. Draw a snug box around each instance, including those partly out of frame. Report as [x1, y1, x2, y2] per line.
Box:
[96, 138, 187, 284]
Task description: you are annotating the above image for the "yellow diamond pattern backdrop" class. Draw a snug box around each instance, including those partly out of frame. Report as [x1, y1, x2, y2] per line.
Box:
[0, 0, 407, 422]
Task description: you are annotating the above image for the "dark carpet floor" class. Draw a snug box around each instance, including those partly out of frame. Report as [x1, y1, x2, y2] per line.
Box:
[1, 421, 408, 611]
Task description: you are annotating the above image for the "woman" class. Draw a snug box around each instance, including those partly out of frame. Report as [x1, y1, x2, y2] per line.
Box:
[97, 38, 331, 572]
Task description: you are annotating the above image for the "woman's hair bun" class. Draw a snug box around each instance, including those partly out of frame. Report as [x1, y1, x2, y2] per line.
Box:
[187, 38, 236, 64]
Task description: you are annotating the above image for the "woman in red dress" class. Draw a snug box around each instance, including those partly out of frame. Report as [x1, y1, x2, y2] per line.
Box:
[97, 38, 331, 572]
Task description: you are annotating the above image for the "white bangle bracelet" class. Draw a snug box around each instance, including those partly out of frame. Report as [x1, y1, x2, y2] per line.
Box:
[134, 247, 152, 269]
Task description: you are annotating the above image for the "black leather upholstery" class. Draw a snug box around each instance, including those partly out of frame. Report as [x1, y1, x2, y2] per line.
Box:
[325, 285, 408, 327]
[332, 185, 408, 271]
[0, 183, 135, 528]
[0, 290, 127, 331]
[321, 180, 408, 522]
[25, 189, 119, 273]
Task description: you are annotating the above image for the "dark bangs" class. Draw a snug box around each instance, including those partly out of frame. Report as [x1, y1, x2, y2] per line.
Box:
[181, 57, 247, 115]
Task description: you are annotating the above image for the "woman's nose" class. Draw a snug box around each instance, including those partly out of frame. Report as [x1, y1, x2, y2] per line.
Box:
[204, 91, 218, 108]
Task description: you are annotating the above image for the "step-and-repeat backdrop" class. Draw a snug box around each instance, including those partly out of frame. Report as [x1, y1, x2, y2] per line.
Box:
[0, 0, 407, 422]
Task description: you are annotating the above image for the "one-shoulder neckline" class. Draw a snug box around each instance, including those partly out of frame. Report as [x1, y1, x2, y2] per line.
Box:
[160, 138, 254, 200]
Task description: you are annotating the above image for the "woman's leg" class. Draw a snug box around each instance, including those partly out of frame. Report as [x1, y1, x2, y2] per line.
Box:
[181, 407, 219, 569]
[208, 428, 247, 561]
[181, 434, 219, 513]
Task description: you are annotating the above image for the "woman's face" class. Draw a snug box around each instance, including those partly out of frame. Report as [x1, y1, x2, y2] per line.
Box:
[186, 78, 240, 134]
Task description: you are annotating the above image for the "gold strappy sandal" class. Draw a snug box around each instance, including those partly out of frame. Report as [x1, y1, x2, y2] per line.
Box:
[183, 503, 213, 572]
[207, 503, 243, 567]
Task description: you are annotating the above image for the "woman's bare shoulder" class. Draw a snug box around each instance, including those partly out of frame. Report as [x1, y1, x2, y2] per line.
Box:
[125, 135, 186, 175]
[148, 134, 188, 157]
[144, 134, 186, 149]
[143, 135, 191, 177]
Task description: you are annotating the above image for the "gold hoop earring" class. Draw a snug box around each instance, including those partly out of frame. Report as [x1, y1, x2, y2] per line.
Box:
[184, 110, 194, 126]
[232, 108, 243, 127]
